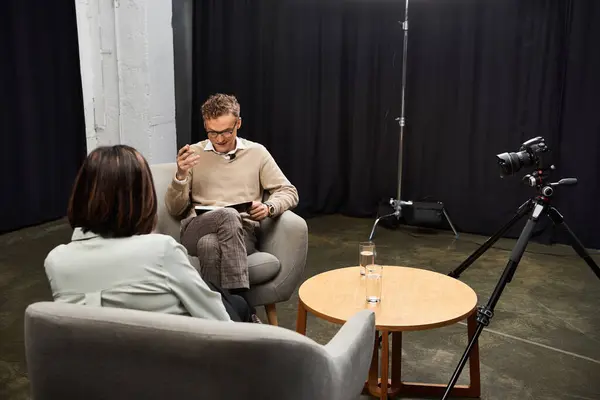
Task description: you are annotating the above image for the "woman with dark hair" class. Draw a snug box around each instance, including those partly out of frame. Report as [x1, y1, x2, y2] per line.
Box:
[44, 145, 254, 322]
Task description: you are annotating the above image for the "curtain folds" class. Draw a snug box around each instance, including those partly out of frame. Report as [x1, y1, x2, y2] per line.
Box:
[192, 0, 600, 248]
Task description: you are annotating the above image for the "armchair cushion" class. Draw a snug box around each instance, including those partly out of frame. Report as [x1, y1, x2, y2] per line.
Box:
[247, 252, 281, 285]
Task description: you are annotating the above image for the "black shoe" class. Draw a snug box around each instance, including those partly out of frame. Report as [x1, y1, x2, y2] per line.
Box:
[251, 314, 263, 324]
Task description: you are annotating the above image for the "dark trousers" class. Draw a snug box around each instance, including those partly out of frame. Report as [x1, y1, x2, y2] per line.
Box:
[207, 282, 253, 322]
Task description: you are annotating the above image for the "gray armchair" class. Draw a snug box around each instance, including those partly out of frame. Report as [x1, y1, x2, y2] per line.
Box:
[25, 302, 375, 400]
[150, 163, 308, 325]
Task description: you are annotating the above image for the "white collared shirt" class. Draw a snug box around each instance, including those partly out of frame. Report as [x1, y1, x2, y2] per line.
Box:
[204, 137, 247, 158]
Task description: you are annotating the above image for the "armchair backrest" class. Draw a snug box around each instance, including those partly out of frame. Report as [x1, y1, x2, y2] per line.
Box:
[25, 302, 342, 400]
[150, 163, 182, 241]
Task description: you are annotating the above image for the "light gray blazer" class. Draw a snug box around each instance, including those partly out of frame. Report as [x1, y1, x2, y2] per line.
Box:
[44, 228, 231, 322]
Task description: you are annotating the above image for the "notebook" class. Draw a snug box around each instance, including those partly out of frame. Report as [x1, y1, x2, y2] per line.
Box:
[194, 201, 253, 215]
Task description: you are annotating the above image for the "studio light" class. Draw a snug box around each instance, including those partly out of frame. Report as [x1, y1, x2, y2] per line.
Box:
[368, 0, 459, 242]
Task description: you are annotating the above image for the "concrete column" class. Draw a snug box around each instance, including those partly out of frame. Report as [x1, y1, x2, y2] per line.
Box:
[74, 0, 177, 164]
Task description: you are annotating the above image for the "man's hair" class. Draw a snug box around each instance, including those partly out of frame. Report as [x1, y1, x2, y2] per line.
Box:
[201, 93, 240, 120]
[67, 145, 157, 238]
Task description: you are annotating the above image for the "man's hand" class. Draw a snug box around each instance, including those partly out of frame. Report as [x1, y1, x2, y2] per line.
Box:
[249, 201, 269, 221]
[176, 144, 200, 180]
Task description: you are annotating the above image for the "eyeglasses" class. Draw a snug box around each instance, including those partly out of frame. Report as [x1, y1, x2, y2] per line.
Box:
[206, 120, 239, 139]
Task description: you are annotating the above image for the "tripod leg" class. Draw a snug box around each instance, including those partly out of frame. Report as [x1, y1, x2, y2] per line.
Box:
[448, 200, 534, 279]
[546, 207, 600, 280]
[441, 202, 543, 400]
[442, 207, 460, 239]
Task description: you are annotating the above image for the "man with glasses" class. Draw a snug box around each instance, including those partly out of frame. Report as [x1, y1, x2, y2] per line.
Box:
[165, 93, 298, 299]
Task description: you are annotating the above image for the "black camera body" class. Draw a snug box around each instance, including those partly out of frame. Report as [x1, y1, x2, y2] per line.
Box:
[496, 136, 551, 177]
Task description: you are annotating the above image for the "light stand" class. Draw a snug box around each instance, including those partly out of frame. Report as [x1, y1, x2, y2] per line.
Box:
[369, 0, 459, 241]
[441, 170, 600, 399]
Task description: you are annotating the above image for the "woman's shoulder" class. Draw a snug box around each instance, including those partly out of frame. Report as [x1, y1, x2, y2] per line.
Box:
[44, 243, 69, 267]
[134, 234, 188, 258]
[145, 233, 183, 248]
[45, 233, 182, 265]
[124, 233, 184, 255]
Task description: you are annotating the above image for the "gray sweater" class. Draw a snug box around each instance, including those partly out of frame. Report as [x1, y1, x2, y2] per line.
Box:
[44, 228, 231, 322]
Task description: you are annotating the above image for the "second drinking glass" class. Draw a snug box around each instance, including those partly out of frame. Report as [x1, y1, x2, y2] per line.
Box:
[365, 264, 383, 303]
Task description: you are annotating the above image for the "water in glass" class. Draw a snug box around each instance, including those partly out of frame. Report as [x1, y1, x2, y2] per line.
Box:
[359, 242, 376, 276]
[365, 264, 382, 303]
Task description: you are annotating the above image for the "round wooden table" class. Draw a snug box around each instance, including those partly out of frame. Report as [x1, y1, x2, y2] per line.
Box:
[296, 266, 481, 400]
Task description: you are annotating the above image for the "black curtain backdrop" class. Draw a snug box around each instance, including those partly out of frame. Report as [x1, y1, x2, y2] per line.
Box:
[550, 1, 600, 248]
[1, 0, 86, 233]
[193, 0, 403, 217]
[405, 0, 565, 240]
[192, 0, 600, 249]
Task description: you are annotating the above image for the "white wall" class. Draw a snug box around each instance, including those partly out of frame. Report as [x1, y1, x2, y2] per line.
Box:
[75, 0, 177, 164]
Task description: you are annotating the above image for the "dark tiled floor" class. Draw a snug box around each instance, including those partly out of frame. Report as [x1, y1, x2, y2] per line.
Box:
[1, 215, 600, 399]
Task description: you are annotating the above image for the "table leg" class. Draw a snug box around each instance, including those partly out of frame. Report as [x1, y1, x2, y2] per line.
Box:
[362, 331, 402, 399]
[295, 300, 307, 335]
[379, 331, 389, 399]
[398, 313, 481, 398]
[391, 332, 402, 387]
[366, 331, 380, 394]
[467, 311, 482, 397]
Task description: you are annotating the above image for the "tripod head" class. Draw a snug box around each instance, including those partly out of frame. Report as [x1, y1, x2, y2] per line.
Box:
[521, 165, 578, 199]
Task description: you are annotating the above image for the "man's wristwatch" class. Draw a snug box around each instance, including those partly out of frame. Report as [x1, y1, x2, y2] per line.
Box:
[264, 202, 275, 217]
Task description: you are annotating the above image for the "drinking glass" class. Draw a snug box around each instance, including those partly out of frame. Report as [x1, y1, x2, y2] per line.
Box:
[365, 264, 383, 303]
[359, 241, 376, 276]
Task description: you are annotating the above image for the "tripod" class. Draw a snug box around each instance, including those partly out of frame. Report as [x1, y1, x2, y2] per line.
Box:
[441, 172, 600, 399]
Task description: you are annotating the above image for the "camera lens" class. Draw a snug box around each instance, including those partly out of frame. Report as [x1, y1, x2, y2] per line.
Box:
[496, 150, 532, 176]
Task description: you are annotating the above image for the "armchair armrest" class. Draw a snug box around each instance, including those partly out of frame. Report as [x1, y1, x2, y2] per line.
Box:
[324, 310, 376, 400]
[258, 210, 308, 300]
